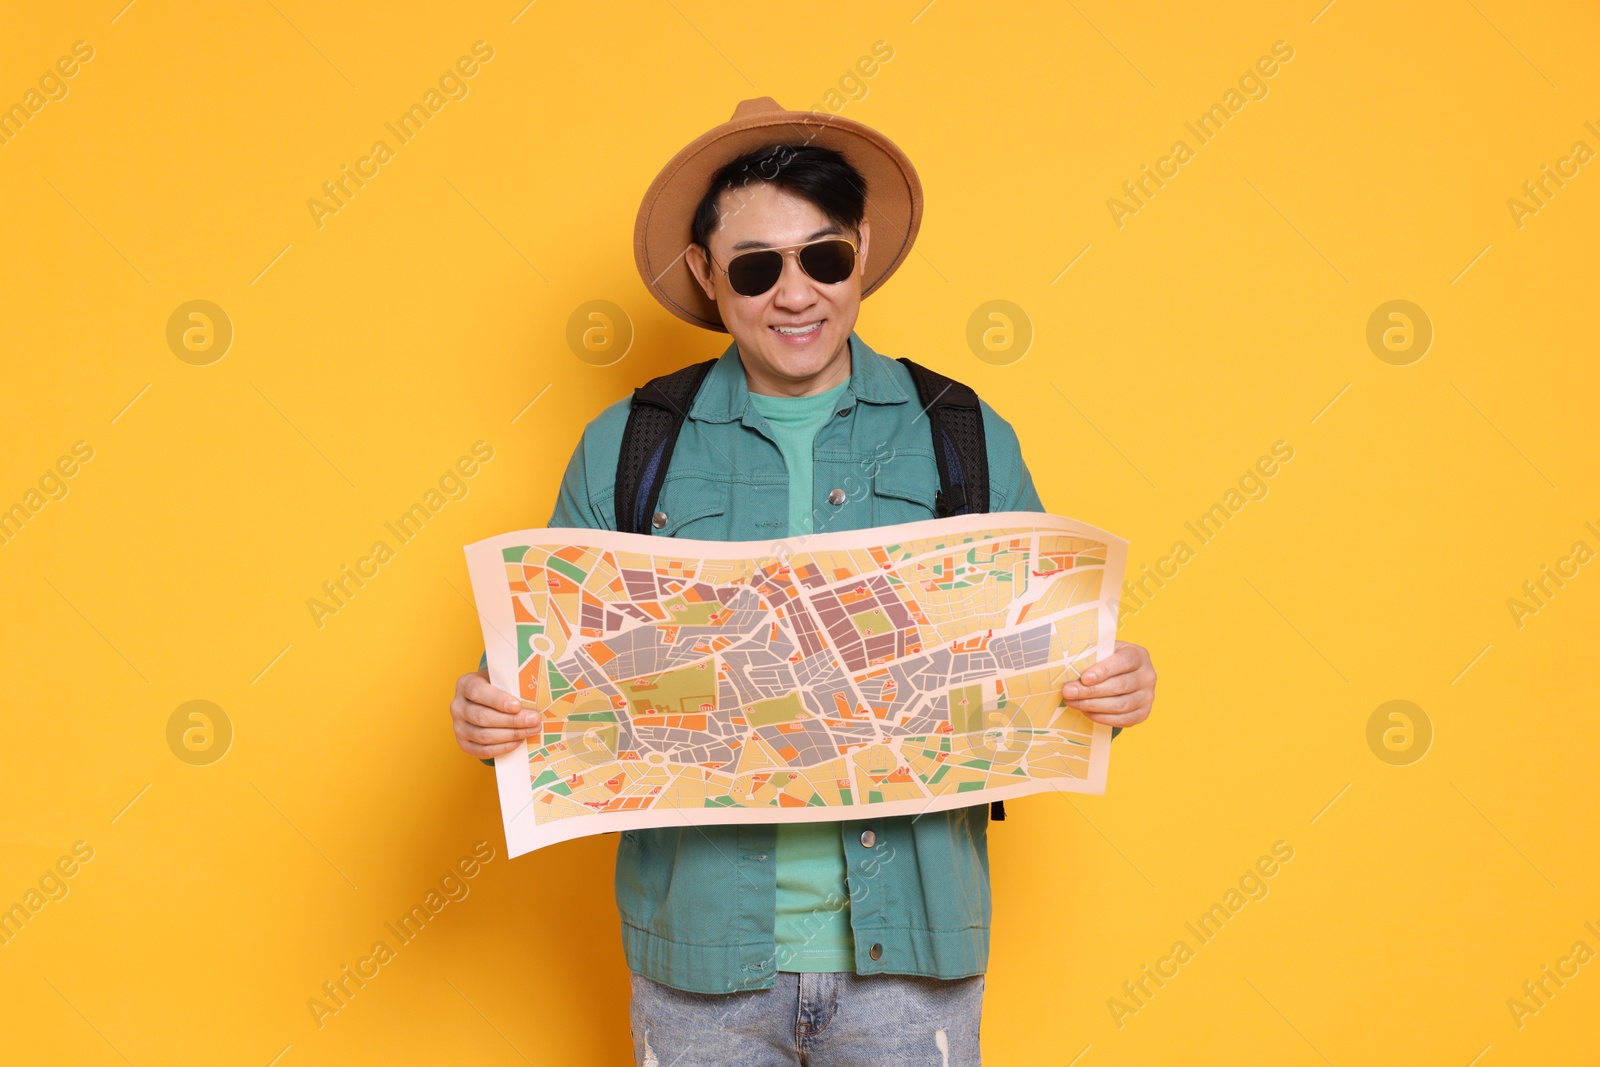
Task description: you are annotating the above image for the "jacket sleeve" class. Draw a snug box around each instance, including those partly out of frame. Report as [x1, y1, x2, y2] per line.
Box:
[548, 421, 616, 531]
[979, 400, 1045, 514]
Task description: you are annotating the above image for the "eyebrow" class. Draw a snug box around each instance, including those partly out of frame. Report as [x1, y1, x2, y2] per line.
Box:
[730, 226, 842, 252]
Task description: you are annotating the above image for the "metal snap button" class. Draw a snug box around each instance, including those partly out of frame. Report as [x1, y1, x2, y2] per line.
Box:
[860, 830, 876, 848]
[828, 488, 846, 506]
[651, 511, 668, 529]
[869, 943, 883, 960]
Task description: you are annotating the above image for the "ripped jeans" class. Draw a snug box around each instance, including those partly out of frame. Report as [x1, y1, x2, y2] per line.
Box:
[628, 970, 985, 1066]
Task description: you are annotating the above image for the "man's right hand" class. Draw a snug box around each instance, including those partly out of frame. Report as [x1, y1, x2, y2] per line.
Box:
[450, 670, 541, 758]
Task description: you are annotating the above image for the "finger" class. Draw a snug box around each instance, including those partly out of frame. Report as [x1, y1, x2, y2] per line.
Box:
[460, 699, 538, 730]
[1065, 692, 1145, 715]
[461, 724, 540, 746]
[1082, 706, 1149, 726]
[463, 675, 523, 716]
[464, 690, 541, 731]
[1062, 672, 1140, 701]
[1079, 647, 1139, 686]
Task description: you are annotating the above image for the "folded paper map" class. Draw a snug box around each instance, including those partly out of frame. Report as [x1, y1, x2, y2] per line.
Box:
[464, 512, 1128, 856]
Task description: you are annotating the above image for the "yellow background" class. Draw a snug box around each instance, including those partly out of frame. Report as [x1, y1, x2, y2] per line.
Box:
[2, 1, 1596, 1063]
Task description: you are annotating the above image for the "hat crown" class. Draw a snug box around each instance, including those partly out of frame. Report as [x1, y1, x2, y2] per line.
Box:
[730, 96, 783, 120]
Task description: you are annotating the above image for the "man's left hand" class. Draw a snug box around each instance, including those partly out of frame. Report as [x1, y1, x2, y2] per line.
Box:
[1061, 641, 1156, 729]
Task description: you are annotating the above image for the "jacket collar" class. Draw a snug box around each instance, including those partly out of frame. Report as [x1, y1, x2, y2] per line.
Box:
[689, 329, 912, 424]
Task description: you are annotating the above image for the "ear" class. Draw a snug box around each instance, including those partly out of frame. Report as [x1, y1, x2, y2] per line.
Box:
[685, 243, 718, 302]
[856, 217, 871, 276]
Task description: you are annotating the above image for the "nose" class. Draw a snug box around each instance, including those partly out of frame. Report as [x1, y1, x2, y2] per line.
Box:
[770, 250, 819, 311]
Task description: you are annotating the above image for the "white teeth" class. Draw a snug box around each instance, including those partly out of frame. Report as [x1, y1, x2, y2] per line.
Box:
[772, 322, 822, 336]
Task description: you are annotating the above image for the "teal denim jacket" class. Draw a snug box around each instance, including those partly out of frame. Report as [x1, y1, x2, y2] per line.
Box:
[506, 331, 1044, 994]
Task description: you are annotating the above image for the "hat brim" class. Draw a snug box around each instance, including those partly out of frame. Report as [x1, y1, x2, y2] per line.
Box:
[634, 105, 923, 332]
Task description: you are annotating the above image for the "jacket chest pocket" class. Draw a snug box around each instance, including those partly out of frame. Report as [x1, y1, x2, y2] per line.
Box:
[650, 476, 730, 540]
[869, 454, 940, 527]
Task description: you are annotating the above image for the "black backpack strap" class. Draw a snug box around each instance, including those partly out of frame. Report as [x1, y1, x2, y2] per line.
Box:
[614, 359, 718, 535]
[898, 358, 1007, 820]
[897, 358, 990, 519]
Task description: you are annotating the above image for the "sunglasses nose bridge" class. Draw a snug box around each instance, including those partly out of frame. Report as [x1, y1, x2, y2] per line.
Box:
[770, 249, 819, 304]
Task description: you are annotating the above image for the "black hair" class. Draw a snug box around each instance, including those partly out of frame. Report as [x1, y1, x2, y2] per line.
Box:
[690, 144, 867, 253]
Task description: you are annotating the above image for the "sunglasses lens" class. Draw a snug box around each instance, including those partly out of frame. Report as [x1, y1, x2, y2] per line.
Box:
[799, 239, 856, 284]
[727, 251, 783, 297]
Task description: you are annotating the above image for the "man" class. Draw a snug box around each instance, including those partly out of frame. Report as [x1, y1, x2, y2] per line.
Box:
[448, 98, 1157, 1066]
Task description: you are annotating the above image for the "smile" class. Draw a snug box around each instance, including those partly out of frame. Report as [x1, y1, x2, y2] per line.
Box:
[770, 321, 823, 336]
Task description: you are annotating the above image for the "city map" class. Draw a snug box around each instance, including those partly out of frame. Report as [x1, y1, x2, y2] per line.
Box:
[464, 513, 1127, 856]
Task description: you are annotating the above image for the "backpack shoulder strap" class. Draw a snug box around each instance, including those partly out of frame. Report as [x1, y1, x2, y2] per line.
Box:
[898, 358, 1007, 820]
[614, 359, 718, 535]
[897, 357, 991, 518]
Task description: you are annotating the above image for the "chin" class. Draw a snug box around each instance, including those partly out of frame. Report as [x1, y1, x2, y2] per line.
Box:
[768, 340, 836, 375]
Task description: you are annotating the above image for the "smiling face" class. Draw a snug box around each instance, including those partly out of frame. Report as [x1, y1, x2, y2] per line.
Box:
[685, 182, 871, 398]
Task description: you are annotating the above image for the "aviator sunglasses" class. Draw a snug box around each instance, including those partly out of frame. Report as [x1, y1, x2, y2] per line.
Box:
[709, 237, 859, 297]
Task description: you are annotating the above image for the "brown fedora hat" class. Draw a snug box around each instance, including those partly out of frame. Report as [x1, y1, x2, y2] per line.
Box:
[633, 97, 923, 332]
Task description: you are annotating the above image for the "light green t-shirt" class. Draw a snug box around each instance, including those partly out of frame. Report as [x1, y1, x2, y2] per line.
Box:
[748, 379, 856, 973]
